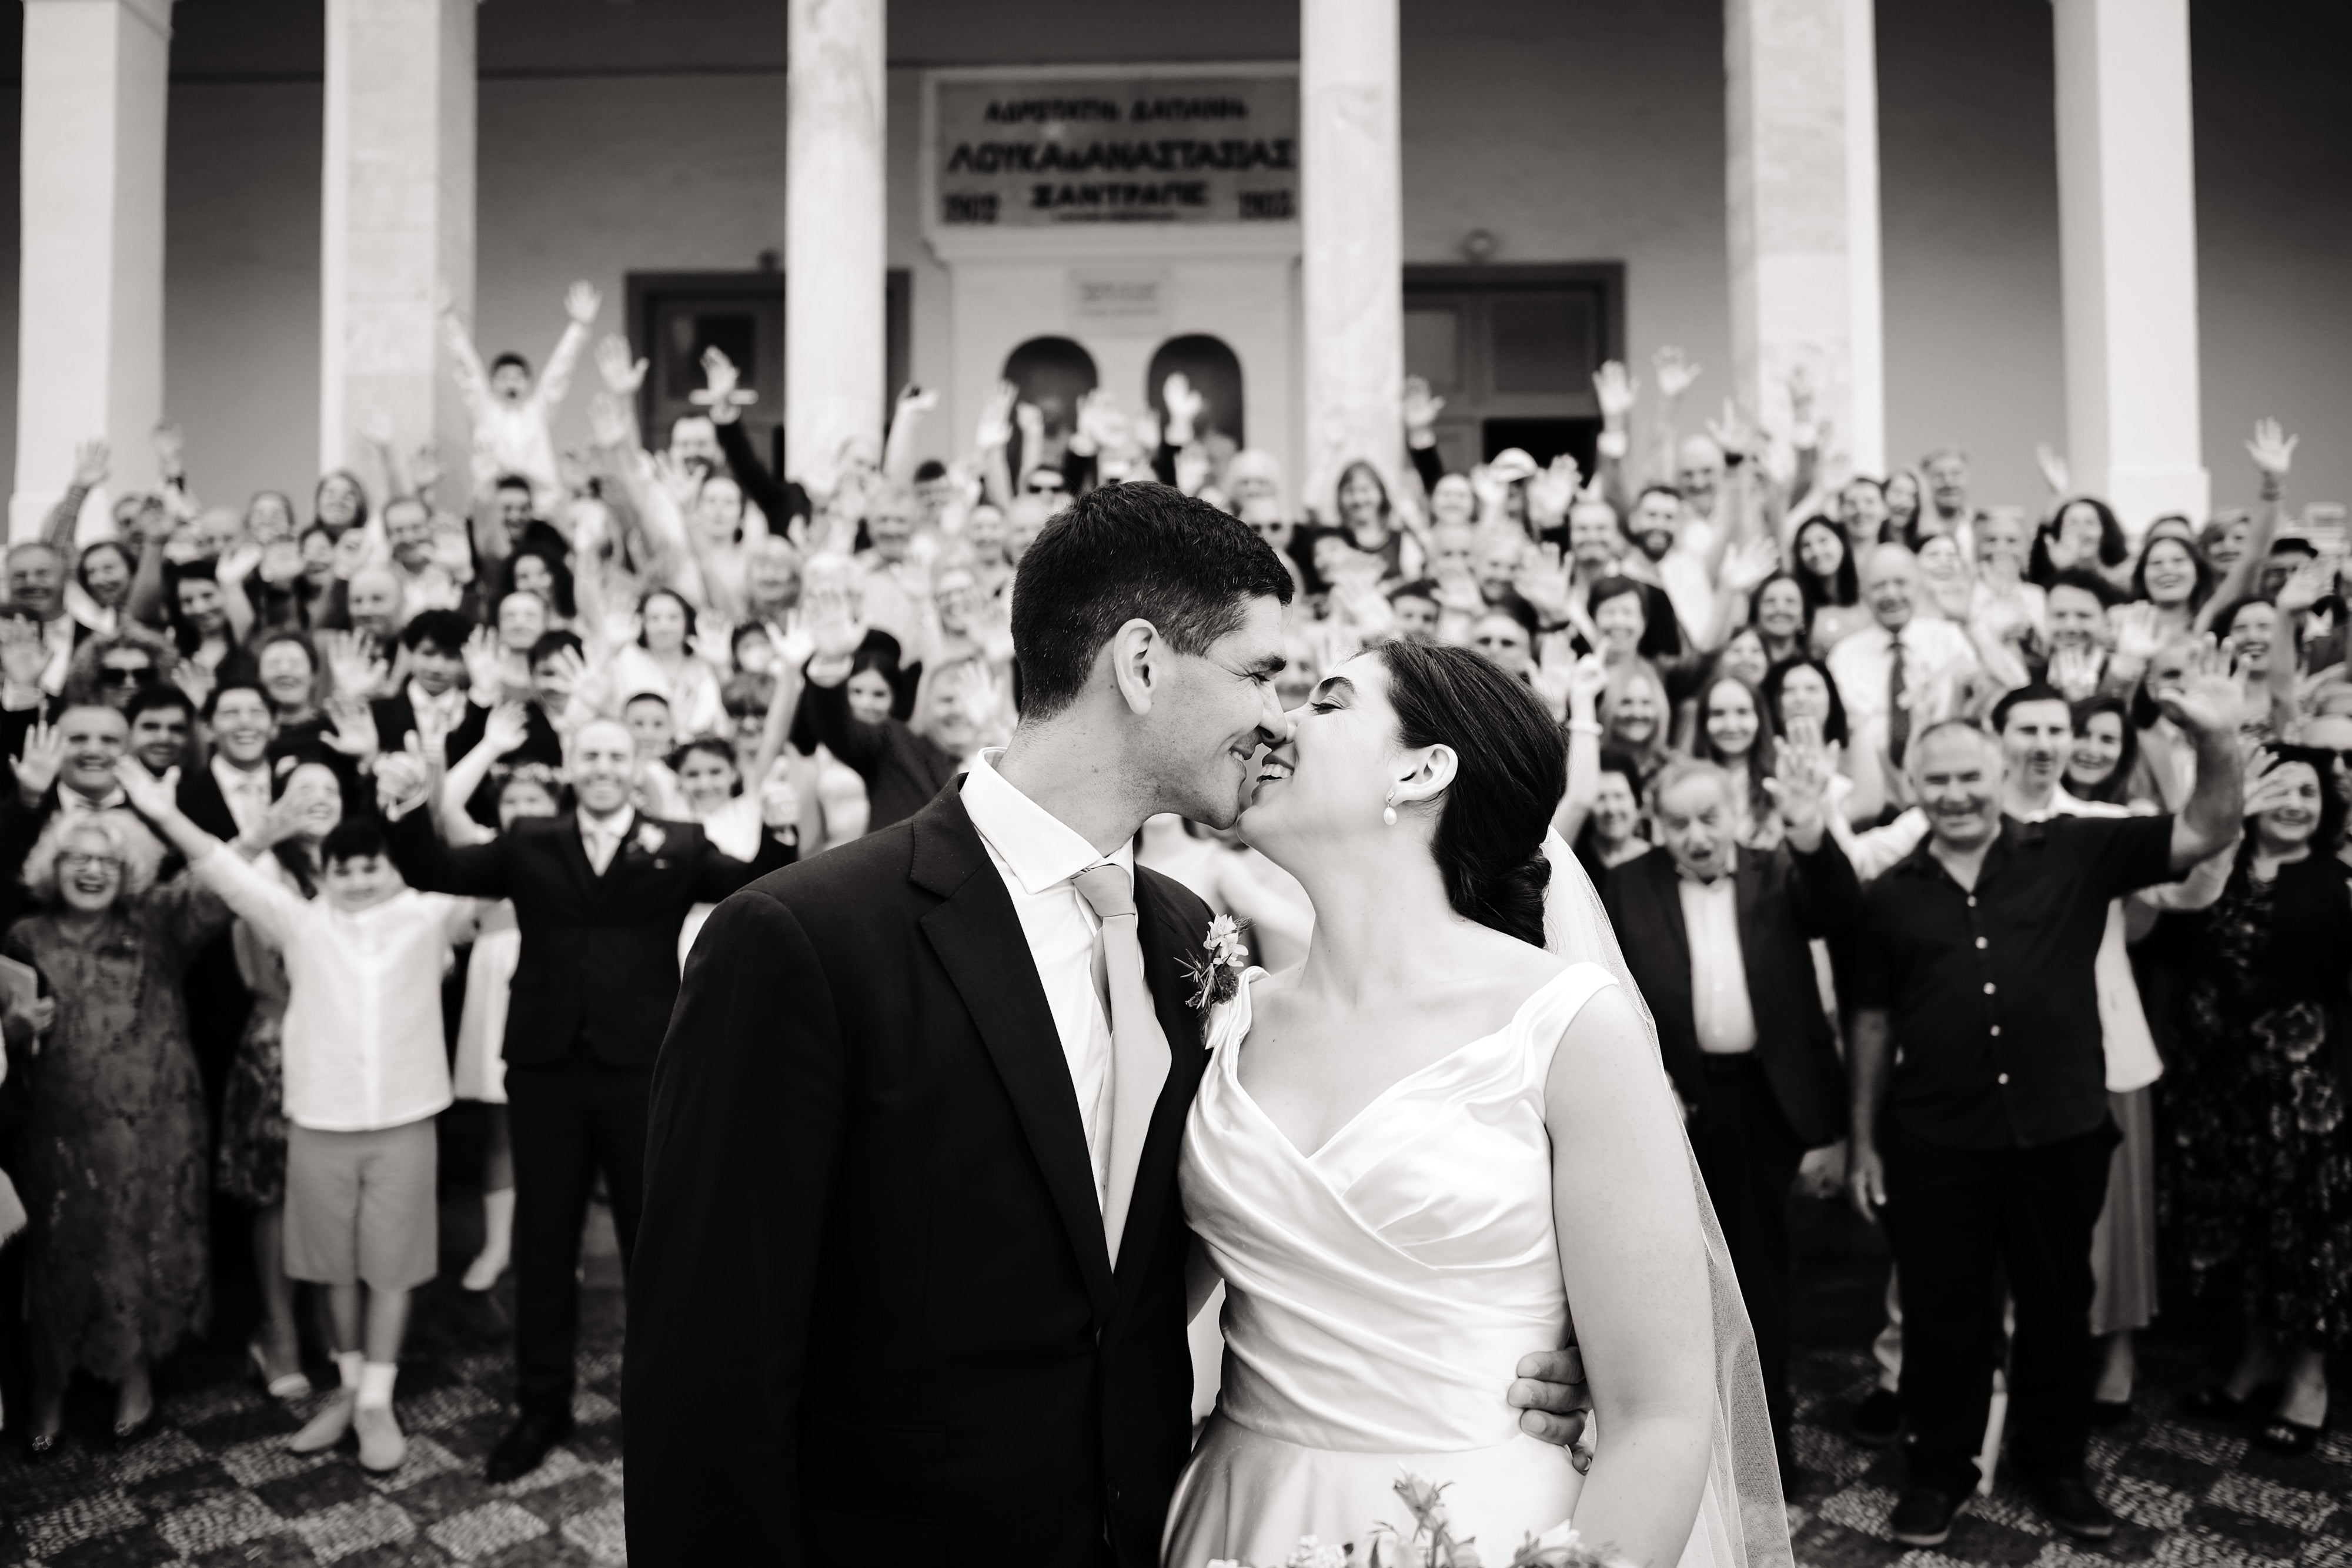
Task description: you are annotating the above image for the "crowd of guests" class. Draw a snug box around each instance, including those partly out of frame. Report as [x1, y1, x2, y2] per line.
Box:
[0, 284, 2341, 1546]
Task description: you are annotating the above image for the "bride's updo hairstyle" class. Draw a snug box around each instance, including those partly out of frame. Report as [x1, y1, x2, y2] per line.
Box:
[1374, 640, 1566, 947]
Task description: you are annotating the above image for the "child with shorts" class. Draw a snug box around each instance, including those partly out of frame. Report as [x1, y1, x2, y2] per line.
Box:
[122, 767, 477, 1472]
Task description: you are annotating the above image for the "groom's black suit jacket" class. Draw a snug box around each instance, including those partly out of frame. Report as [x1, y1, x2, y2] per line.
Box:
[625, 783, 1215, 1568]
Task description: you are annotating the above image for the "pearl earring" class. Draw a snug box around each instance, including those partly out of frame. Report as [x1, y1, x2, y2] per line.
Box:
[1382, 787, 1398, 828]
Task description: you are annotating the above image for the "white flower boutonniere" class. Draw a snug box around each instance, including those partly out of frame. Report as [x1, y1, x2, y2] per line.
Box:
[1183, 914, 1251, 1012]
[633, 823, 667, 858]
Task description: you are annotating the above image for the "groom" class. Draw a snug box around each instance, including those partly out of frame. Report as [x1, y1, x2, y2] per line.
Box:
[624, 483, 1588, 1566]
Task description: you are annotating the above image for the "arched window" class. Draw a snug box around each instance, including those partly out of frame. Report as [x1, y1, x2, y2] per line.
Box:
[1001, 336, 1100, 483]
[1146, 335, 1245, 448]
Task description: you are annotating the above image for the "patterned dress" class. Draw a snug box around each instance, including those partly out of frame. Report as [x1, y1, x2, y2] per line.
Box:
[6, 876, 233, 1382]
[2157, 852, 2352, 1349]
[215, 910, 293, 1207]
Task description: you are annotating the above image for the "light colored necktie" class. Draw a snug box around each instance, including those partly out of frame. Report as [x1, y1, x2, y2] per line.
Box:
[1071, 862, 1171, 1269]
[584, 822, 619, 875]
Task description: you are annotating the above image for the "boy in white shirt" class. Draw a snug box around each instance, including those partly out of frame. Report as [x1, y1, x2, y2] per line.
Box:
[119, 764, 476, 1472]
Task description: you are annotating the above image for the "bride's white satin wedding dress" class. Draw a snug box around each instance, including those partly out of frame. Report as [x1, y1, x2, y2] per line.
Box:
[1165, 962, 1619, 1567]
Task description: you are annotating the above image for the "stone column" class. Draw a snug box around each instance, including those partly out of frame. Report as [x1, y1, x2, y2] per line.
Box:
[11, 0, 174, 541]
[786, 0, 886, 497]
[1724, 0, 1885, 479]
[2053, 0, 2206, 533]
[319, 0, 475, 480]
[1300, 0, 1404, 512]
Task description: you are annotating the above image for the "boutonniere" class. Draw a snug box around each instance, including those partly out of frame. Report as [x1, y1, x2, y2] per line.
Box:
[1182, 914, 1251, 1012]
[633, 823, 667, 858]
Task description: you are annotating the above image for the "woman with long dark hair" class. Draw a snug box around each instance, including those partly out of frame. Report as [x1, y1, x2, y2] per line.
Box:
[1167, 638, 1780, 1567]
[1790, 516, 1870, 650]
[2064, 695, 2144, 807]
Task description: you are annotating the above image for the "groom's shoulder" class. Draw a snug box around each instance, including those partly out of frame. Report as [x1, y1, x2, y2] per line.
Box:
[743, 819, 922, 917]
[1135, 861, 1214, 936]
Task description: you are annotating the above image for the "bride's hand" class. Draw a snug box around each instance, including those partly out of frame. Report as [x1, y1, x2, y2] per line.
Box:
[1508, 1344, 1591, 1461]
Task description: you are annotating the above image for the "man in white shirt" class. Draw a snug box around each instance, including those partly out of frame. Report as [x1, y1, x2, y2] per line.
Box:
[1828, 545, 1981, 807]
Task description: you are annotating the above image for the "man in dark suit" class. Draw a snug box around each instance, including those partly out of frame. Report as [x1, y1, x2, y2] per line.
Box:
[381, 715, 794, 1482]
[369, 609, 492, 770]
[1603, 749, 1857, 1476]
[625, 484, 1591, 1568]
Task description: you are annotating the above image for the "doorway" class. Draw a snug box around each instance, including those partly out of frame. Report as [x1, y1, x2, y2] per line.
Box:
[1402, 264, 1623, 477]
[626, 270, 911, 476]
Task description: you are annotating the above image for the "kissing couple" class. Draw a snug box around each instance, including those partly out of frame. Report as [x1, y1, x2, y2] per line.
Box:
[624, 483, 1790, 1568]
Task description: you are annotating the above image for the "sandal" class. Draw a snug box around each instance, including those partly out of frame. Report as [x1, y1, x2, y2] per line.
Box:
[248, 1338, 313, 1402]
[2254, 1411, 2327, 1456]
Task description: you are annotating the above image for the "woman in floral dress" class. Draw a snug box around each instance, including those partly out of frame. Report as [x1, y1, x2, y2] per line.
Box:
[2156, 745, 2352, 1454]
[9, 807, 232, 1453]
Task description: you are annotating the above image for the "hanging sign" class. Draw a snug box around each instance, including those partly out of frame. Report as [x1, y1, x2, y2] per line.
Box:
[930, 69, 1299, 228]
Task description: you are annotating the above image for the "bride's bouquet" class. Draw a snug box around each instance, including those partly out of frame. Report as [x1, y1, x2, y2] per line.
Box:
[1208, 1474, 1623, 1568]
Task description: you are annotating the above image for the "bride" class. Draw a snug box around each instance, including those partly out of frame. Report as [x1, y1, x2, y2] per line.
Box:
[1165, 640, 1788, 1568]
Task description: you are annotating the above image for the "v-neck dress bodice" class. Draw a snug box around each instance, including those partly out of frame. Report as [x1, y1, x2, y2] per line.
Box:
[1164, 962, 1619, 1566]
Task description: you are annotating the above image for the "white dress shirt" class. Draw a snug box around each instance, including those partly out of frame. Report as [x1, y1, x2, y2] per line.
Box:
[1677, 871, 1759, 1055]
[1826, 617, 1979, 753]
[405, 679, 470, 740]
[579, 806, 636, 876]
[210, 756, 273, 838]
[196, 845, 475, 1132]
[961, 749, 1122, 1209]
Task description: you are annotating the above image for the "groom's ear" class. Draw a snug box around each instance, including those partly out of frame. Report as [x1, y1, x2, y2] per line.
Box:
[1105, 618, 1161, 717]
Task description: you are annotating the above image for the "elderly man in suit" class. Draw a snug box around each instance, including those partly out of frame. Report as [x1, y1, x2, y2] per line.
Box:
[381, 716, 794, 1482]
[1602, 740, 1857, 1478]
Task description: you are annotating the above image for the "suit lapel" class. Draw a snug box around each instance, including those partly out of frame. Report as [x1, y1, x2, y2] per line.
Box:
[1733, 848, 1772, 1025]
[1647, 854, 1694, 998]
[1112, 871, 1210, 1295]
[911, 793, 1118, 1322]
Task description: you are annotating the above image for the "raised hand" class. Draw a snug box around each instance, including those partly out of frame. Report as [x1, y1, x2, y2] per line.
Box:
[564, 280, 603, 326]
[410, 442, 444, 497]
[2034, 442, 2072, 497]
[482, 700, 532, 759]
[596, 335, 649, 396]
[2245, 417, 2297, 480]
[1514, 541, 1573, 621]
[462, 626, 506, 699]
[71, 437, 110, 490]
[1764, 715, 1833, 840]
[319, 696, 382, 764]
[319, 630, 388, 701]
[2276, 557, 2332, 617]
[1720, 533, 1782, 597]
[2048, 641, 2104, 701]
[373, 749, 430, 815]
[12, 718, 64, 802]
[1652, 346, 1700, 403]
[1527, 454, 1581, 527]
[1401, 375, 1446, 437]
[539, 643, 590, 704]
[1161, 373, 1204, 443]
[1703, 399, 1753, 462]
[1786, 363, 1816, 424]
[692, 346, 754, 424]
[893, 382, 939, 423]
[1592, 360, 1637, 422]
[1068, 388, 1115, 455]
[974, 380, 1018, 452]
[172, 658, 217, 711]
[357, 408, 396, 449]
[2151, 638, 2243, 738]
[804, 581, 868, 664]
[2107, 601, 2164, 667]
[2241, 757, 2308, 821]
[0, 617, 51, 693]
[112, 758, 179, 823]
[758, 770, 802, 831]
[587, 392, 634, 452]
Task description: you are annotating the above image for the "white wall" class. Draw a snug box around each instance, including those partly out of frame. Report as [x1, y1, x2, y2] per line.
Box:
[4, 0, 2343, 520]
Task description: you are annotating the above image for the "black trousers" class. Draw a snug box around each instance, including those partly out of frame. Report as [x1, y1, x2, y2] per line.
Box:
[1689, 1052, 1805, 1466]
[508, 1059, 650, 1420]
[1880, 1116, 2116, 1492]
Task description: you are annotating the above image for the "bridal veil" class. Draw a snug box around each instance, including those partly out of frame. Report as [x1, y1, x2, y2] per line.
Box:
[1540, 831, 1795, 1568]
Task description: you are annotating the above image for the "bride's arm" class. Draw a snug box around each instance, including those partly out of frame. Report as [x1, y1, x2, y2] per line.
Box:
[1184, 1235, 1221, 1323]
[1543, 982, 1717, 1568]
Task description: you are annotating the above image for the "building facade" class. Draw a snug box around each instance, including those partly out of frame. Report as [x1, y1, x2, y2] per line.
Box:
[5, 0, 2347, 537]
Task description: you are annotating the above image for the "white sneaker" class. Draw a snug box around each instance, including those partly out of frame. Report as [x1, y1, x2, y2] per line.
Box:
[289, 1390, 355, 1454]
[353, 1401, 407, 1473]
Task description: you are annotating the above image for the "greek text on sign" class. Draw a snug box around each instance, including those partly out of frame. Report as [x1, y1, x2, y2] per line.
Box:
[933, 72, 1299, 228]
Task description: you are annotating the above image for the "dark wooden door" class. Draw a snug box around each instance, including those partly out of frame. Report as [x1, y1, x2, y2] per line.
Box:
[1402, 264, 1622, 477]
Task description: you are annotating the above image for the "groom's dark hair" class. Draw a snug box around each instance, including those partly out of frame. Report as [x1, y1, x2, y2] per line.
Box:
[1009, 482, 1294, 719]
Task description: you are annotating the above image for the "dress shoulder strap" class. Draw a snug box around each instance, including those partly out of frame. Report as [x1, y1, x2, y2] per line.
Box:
[1516, 961, 1621, 1089]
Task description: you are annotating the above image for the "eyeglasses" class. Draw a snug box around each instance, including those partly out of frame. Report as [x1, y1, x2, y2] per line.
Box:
[58, 852, 122, 874]
[98, 666, 152, 686]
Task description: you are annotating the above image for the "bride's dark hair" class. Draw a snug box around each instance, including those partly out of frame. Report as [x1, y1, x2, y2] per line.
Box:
[1373, 639, 1566, 947]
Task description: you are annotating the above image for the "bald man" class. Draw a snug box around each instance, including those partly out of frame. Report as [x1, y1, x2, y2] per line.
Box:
[1825, 546, 1981, 793]
[380, 716, 797, 1483]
